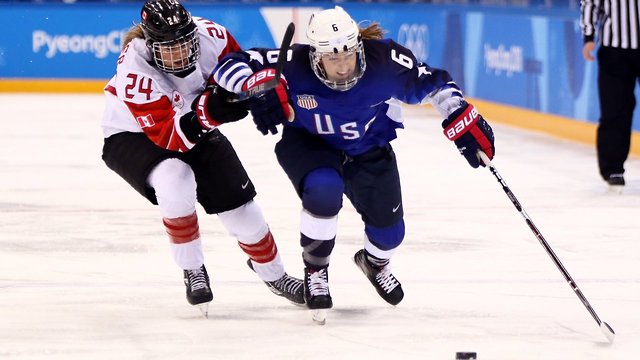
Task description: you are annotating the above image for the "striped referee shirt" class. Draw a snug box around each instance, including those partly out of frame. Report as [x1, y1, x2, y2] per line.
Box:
[581, 0, 640, 49]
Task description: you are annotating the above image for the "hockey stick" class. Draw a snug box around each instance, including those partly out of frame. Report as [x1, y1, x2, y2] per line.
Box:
[477, 151, 615, 343]
[229, 22, 295, 102]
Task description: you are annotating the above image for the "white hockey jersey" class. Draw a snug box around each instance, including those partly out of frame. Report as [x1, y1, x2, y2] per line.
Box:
[101, 17, 240, 152]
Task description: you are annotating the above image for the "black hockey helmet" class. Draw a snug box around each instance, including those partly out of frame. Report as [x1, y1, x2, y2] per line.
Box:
[140, 0, 200, 73]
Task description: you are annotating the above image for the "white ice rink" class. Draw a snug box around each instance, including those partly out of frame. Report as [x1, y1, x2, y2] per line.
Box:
[1, 94, 639, 359]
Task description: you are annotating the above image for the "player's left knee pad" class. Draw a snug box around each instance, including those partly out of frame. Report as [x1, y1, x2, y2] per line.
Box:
[301, 167, 344, 217]
[364, 220, 405, 251]
[217, 200, 269, 244]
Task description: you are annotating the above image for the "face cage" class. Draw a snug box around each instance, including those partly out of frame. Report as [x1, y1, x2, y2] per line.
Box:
[310, 42, 366, 92]
[150, 28, 201, 74]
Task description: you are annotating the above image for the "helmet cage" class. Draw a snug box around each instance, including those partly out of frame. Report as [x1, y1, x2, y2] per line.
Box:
[140, 0, 200, 73]
[306, 6, 366, 91]
[149, 27, 200, 73]
[309, 40, 365, 92]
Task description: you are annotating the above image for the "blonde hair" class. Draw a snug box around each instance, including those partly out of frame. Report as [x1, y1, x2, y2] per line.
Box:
[122, 24, 145, 49]
[359, 22, 385, 40]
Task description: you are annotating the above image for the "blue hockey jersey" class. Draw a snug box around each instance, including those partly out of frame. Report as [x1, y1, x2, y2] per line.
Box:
[214, 38, 464, 156]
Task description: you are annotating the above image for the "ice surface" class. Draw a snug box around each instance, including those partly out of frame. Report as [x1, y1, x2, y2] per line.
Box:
[0, 94, 638, 359]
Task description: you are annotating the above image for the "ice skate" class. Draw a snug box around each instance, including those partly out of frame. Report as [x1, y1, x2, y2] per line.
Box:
[606, 174, 625, 194]
[304, 266, 332, 325]
[183, 265, 213, 318]
[246, 259, 305, 305]
[353, 249, 404, 305]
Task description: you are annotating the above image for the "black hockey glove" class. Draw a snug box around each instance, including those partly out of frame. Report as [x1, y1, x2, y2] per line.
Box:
[441, 102, 495, 168]
[192, 83, 249, 127]
[180, 84, 249, 143]
[243, 69, 294, 135]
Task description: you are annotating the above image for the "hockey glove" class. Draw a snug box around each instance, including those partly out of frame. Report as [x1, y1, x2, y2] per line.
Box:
[192, 83, 249, 128]
[243, 68, 294, 135]
[441, 102, 495, 168]
[180, 85, 249, 143]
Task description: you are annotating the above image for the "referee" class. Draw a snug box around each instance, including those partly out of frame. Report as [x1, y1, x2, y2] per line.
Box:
[580, 0, 640, 188]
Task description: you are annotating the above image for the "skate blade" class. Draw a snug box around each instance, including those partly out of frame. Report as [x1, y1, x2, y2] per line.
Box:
[608, 185, 623, 194]
[312, 309, 327, 325]
[196, 303, 210, 319]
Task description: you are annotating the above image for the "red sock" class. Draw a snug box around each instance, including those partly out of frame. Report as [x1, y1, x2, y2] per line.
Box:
[238, 231, 278, 263]
[163, 212, 200, 244]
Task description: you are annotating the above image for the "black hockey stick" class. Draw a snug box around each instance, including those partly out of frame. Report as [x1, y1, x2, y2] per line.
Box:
[477, 151, 615, 343]
[229, 22, 295, 102]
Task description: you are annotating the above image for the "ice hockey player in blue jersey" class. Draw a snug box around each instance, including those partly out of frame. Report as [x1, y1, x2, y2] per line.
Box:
[213, 6, 495, 324]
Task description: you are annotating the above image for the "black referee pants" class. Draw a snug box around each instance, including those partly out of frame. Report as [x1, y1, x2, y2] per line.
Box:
[596, 46, 640, 179]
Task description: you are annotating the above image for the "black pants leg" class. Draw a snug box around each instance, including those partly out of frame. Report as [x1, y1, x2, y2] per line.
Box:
[596, 47, 640, 179]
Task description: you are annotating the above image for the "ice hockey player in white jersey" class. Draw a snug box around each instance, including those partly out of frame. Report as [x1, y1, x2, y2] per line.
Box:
[100, 0, 304, 317]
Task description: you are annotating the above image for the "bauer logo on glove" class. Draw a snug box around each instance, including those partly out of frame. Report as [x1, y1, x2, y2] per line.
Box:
[441, 102, 495, 168]
[444, 105, 480, 141]
[245, 68, 277, 90]
[243, 68, 295, 135]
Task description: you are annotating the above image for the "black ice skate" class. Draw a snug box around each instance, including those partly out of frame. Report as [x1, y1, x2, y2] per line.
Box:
[353, 249, 404, 305]
[304, 266, 332, 325]
[606, 174, 625, 193]
[183, 264, 213, 318]
[246, 259, 305, 305]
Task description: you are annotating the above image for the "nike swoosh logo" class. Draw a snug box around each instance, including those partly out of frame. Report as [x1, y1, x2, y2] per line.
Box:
[392, 203, 401, 212]
[241, 180, 250, 189]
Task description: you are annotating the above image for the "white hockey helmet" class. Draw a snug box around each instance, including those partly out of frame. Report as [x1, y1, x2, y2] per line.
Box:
[306, 6, 366, 91]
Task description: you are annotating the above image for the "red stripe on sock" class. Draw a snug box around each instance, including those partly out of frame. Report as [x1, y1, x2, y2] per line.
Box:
[238, 231, 278, 263]
[163, 212, 200, 244]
